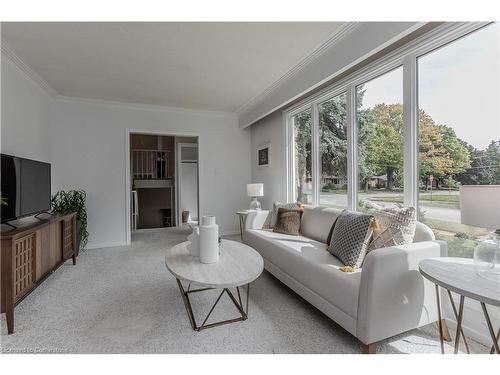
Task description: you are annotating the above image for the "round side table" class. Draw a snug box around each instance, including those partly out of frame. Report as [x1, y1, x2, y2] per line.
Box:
[419, 257, 500, 354]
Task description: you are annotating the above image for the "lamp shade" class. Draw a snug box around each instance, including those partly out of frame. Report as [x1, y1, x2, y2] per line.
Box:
[460, 185, 500, 229]
[247, 183, 264, 197]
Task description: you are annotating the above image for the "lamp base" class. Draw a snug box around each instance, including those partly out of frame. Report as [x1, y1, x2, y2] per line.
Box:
[249, 197, 261, 210]
[473, 229, 500, 282]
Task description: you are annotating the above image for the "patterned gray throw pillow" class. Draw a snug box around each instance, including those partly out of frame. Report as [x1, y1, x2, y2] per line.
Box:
[328, 210, 375, 268]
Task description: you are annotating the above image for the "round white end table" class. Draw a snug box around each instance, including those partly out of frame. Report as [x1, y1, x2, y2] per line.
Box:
[419, 257, 500, 354]
[165, 239, 264, 331]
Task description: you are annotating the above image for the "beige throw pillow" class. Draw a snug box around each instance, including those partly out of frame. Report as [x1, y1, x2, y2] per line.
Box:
[365, 203, 417, 251]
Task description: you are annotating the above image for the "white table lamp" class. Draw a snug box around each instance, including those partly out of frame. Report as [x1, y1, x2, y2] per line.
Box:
[460, 185, 500, 281]
[247, 183, 264, 210]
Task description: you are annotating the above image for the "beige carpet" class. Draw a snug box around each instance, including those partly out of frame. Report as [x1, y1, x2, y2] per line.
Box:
[0, 227, 488, 354]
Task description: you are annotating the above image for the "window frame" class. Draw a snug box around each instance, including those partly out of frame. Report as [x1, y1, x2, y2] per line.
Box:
[286, 104, 314, 204]
[284, 22, 492, 212]
[354, 65, 404, 209]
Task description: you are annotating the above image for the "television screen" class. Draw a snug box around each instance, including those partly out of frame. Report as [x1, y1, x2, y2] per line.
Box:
[1, 154, 51, 223]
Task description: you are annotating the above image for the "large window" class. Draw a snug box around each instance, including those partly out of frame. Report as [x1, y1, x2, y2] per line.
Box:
[286, 23, 499, 253]
[319, 93, 348, 208]
[356, 67, 404, 209]
[418, 23, 500, 257]
[292, 108, 312, 204]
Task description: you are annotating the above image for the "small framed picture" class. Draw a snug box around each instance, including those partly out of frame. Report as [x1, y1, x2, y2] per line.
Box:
[257, 143, 271, 168]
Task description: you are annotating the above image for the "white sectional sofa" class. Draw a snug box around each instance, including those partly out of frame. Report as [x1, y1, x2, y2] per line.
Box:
[242, 206, 448, 353]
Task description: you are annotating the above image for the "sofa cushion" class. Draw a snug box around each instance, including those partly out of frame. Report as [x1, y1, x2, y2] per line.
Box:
[300, 206, 343, 243]
[328, 210, 375, 268]
[244, 229, 361, 318]
[273, 208, 303, 235]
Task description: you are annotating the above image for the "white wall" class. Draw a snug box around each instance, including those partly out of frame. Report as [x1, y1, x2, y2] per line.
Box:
[1, 58, 52, 162]
[50, 99, 251, 248]
[250, 111, 285, 209]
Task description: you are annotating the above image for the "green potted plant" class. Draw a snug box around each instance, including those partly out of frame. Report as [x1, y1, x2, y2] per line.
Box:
[51, 190, 88, 255]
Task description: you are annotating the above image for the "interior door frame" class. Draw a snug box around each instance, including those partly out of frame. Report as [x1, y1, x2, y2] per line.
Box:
[125, 129, 200, 245]
[176, 142, 199, 226]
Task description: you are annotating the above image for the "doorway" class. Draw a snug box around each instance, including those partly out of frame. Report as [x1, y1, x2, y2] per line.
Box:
[177, 142, 199, 226]
[125, 130, 199, 244]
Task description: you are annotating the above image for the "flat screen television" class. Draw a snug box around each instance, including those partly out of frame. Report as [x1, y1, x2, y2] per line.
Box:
[1, 154, 51, 223]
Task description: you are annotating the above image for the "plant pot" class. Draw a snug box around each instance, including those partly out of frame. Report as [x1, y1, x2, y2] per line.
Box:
[75, 220, 82, 257]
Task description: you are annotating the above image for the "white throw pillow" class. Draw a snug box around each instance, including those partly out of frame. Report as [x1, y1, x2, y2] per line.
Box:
[364, 202, 417, 251]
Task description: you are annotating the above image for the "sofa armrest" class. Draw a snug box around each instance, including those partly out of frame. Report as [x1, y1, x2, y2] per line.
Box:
[356, 240, 447, 345]
[244, 210, 271, 230]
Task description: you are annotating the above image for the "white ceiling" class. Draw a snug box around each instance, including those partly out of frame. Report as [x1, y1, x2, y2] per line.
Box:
[1, 22, 346, 112]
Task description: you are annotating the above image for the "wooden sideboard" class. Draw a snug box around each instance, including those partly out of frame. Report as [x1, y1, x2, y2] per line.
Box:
[1, 213, 77, 334]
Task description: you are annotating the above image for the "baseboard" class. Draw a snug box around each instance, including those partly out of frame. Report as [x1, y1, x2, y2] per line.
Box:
[85, 241, 128, 250]
[445, 318, 494, 348]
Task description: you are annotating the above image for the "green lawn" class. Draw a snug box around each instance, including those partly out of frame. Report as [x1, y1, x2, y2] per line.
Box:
[418, 193, 460, 208]
[434, 231, 477, 258]
[421, 217, 489, 258]
[321, 188, 347, 194]
[420, 218, 486, 237]
[357, 189, 460, 209]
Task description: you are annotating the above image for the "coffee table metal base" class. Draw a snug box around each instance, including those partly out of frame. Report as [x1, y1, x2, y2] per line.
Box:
[176, 279, 250, 331]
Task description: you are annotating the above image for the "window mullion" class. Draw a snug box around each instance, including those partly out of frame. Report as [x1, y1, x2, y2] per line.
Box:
[346, 85, 357, 210]
[312, 104, 320, 206]
[284, 113, 293, 202]
[403, 55, 418, 210]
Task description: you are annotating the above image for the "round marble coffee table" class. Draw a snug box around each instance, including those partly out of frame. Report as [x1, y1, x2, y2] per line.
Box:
[165, 239, 264, 331]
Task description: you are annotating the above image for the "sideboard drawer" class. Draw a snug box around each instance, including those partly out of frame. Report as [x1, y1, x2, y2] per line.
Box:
[62, 218, 75, 261]
[13, 233, 36, 302]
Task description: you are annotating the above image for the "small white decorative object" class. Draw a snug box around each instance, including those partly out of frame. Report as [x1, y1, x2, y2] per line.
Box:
[199, 215, 219, 264]
[186, 226, 200, 257]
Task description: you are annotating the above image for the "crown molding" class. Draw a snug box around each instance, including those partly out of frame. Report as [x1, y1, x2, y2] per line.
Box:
[2, 23, 360, 121]
[56, 95, 238, 119]
[1, 39, 58, 98]
[235, 22, 360, 116]
[1, 39, 237, 119]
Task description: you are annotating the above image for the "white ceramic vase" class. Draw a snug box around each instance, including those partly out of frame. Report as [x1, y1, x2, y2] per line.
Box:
[199, 215, 219, 264]
[186, 226, 200, 257]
